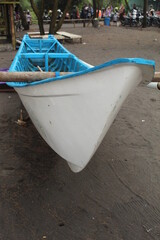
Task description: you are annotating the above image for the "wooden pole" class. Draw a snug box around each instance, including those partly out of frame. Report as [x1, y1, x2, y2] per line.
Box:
[10, 4, 16, 51]
[0, 71, 159, 84]
[152, 72, 160, 82]
[0, 71, 71, 82]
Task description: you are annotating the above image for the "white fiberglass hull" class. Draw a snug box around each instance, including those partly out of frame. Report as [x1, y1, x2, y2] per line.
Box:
[15, 62, 154, 172]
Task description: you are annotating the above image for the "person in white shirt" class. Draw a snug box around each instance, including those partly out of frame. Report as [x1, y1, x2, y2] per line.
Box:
[26, 10, 31, 29]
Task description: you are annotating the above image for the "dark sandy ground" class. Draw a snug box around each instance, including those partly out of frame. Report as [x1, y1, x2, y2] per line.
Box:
[0, 23, 160, 240]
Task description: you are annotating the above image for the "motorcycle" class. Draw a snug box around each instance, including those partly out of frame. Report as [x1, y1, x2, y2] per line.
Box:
[130, 11, 144, 27]
[120, 14, 131, 26]
[120, 10, 144, 27]
[148, 14, 160, 27]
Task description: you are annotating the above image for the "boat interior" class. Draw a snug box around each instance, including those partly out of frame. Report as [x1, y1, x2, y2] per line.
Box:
[10, 34, 90, 73]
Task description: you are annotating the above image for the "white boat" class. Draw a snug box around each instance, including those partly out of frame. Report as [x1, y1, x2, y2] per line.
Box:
[6, 34, 155, 172]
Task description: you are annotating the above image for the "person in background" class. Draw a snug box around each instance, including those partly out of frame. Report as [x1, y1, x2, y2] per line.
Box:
[149, 5, 155, 16]
[88, 3, 93, 18]
[71, 5, 80, 19]
[81, 4, 88, 19]
[105, 6, 112, 18]
[15, 10, 22, 31]
[101, 8, 106, 18]
[131, 3, 138, 20]
[113, 7, 119, 22]
[26, 10, 31, 29]
[48, 10, 52, 19]
[119, 4, 125, 21]
[148, 5, 155, 26]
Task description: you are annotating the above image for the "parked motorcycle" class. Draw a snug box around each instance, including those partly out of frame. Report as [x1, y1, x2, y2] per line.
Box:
[120, 14, 131, 26]
[148, 14, 160, 27]
[121, 9, 160, 28]
[130, 11, 144, 27]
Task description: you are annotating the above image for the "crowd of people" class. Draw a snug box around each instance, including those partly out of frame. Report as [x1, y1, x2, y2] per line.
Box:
[80, 4, 94, 19]
[80, 3, 159, 22]
[13, 3, 159, 32]
[42, 3, 159, 23]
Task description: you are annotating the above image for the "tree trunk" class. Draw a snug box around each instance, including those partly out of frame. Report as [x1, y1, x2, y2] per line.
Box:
[37, 16, 45, 35]
[124, 0, 130, 11]
[29, 0, 71, 35]
[49, 0, 72, 34]
[49, 0, 58, 34]
[30, 0, 44, 34]
[93, 0, 96, 18]
[143, 0, 148, 27]
[54, 0, 72, 33]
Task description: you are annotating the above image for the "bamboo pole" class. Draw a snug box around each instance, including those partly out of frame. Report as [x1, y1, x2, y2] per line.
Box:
[152, 72, 160, 82]
[0, 71, 159, 84]
[0, 72, 71, 82]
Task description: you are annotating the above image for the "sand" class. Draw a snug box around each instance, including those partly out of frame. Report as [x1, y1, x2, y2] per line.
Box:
[0, 23, 160, 240]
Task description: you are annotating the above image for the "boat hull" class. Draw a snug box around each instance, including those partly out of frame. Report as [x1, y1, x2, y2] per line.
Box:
[14, 62, 154, 172]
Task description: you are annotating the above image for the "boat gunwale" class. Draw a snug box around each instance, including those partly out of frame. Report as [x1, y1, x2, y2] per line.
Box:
[7, 34, 155, 88]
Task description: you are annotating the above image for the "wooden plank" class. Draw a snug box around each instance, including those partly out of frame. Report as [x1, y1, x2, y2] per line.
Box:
[27, 31, 82, 43]
[28, 31, 49, 36]
[53, 34, 65, 42]
[57, 31, 82, 39]
[56, 31, 82, 43]
[28, 33, 65, 41]
[27, 32, 66, 43]
[28, 35, 49, 39]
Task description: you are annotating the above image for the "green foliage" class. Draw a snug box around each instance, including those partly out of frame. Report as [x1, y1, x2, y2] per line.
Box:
[104, 0, 122, 7]
[30, 11, 37, 24]
[20, 0, 37, 23]
[43, 0, 90, 11]
[20, 0, 31, 11]
[100, 0, 129, 8]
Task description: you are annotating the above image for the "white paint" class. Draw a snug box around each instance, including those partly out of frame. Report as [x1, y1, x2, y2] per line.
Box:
[15, 63, 154, 172]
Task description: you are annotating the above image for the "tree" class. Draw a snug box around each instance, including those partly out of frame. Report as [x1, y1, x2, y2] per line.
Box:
[49, 0, 72, 34]
[30, 0, 45, 34]
[44, 0, 82, 12]
[123, 0, 130, 11]
[29, 0, 72, 35]
[143, 0, 148, 27]
[92, 0, 97, 18]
